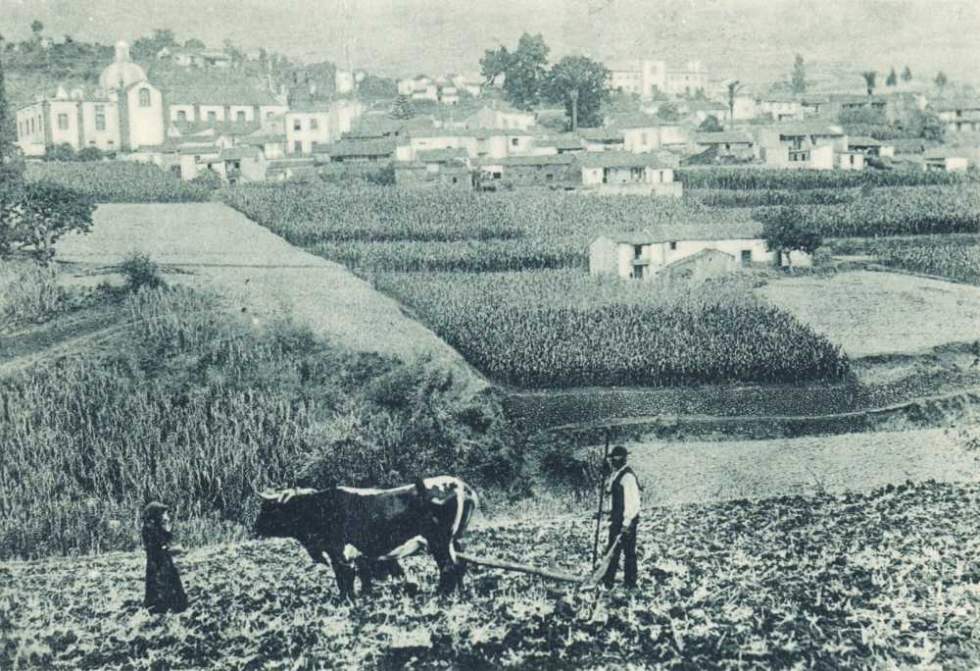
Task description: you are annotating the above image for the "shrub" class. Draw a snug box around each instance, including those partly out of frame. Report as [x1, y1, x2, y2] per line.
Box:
[75, 146, 104, 162]
[0, 259, 65, 327]
[118, 252, 166, 292]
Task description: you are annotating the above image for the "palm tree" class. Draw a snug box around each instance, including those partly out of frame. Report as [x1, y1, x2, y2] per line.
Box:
[861, 71, 877, 96]
[726, 80, 741, 125]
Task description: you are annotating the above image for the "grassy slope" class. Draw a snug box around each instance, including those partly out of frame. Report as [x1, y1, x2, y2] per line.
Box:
[3, 481, 979, 670]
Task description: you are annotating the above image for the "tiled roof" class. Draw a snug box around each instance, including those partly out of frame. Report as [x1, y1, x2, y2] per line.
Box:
[416, 148, 470, 163]
[578, 127, 625, 142]
[932, 99, 980, 113]
[177, 144, 220, 155]
[604, 113, 665, 129]
[407, 127, 533, 139]
[537, 135, 585, 150]
[923, 146, 973, 160]
[479, 154, 576, 167]
[165, 82, 282, 106]
[694, 131, 754, 145]
[240, 133, 286, 145]
[847, 136, 883, 147]
[575, 150, 676, 169]
[593, 221, 763, 246]
[829, 94, 886, 105]
[172, 120, 262, 137]
[322, 139, 396, 158]
[771, 122, 844, 137]
[218, 146, 261, 161]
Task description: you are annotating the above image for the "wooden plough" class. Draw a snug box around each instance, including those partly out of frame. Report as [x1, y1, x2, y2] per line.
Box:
[457, 533, 622, 590]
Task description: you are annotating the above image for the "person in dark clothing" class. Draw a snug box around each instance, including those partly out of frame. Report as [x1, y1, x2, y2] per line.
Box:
[602, 445, 640, 589]
[142, 502, 188, 614]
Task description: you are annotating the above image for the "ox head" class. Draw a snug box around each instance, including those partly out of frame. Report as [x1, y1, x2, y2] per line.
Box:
[413, 477, 458, 531]
[253, 487, 317, 539]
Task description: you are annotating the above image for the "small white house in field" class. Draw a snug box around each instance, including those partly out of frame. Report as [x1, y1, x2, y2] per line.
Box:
[589, 224, 811, 281]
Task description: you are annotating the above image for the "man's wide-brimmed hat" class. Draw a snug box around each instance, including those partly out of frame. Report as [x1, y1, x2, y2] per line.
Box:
[610, 445, 629, 459]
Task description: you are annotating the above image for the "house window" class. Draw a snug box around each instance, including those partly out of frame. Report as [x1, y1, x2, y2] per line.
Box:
[207, 111, 217, 124]
[310, 118, 319, 130]
[236, 110, 246, 123]
[669, 241, 678, 251]
[294, 141, 303, 153]
[176, 110, 187, 122]
[641, 132, 648, 145]
[293, 119, 302, 131]
[511, 137, 518, 147]
[452, 177, 458, 184]
[725, 144, 731, 151]
[740, 250, 752, 265]
[96, 112, 106, 130]
[58, 113, 69, 130]
[29, 118, 34, 134]
[633, 245, 643, 259]
[139, 88, 151, 107]
[310, 141, 318, 151]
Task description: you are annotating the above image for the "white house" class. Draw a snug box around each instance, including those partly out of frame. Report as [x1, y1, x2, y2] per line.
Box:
[922, 147, 971, 172]
[285, 100, 363, 154]
[756, 122, 847, 170]
[576, 151, 681, 197]
[589, 224, 811, 281]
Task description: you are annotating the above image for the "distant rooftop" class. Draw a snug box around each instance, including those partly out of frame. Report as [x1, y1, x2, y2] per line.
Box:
[593, 220, 763, 246]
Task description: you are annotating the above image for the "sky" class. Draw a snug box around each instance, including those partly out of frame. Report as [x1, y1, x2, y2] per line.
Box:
[2, 0, 979, 85]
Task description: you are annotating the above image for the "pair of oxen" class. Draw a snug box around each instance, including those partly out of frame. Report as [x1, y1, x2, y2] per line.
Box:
[255, 476, 478, 600]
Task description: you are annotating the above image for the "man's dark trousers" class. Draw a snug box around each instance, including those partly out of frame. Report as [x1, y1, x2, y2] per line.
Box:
[602, 517, 638, 588]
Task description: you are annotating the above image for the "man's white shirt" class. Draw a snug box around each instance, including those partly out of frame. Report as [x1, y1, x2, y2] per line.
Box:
[607, 466, 641, 525]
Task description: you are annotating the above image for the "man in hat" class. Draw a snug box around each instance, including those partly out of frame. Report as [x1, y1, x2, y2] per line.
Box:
[602, 445, 640, 589]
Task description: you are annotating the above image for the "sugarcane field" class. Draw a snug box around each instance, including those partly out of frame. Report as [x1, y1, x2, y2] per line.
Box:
[2, 2, 980, 669]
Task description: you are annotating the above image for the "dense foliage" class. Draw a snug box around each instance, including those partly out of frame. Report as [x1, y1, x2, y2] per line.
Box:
[871, 236, 980, 285]
[0, 179, 95, 260]
[25, 162, 215, 203]
[690, 188, 854, 208]
[0, 286, 512, 559]
[676, 167, 976, 190]
[377, 271, 849, 389]
[3, 480, 979, 669]
[753, 186, 980, 237]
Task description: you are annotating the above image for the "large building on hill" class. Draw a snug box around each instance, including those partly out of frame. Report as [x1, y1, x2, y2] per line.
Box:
[14, 41, 289, 157]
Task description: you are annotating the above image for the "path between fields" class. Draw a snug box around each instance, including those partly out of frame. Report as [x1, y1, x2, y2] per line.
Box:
[54, 203, 486, 392]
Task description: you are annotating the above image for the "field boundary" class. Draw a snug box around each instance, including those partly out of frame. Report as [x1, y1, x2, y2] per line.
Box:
[534, 386, 980, 441]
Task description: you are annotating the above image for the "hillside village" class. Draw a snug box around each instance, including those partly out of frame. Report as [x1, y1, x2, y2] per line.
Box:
[10, 28, 980, 196]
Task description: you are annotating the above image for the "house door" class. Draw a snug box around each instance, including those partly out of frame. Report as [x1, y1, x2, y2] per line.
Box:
[631, 265, 644, 280]
[740, 250, 752, 266]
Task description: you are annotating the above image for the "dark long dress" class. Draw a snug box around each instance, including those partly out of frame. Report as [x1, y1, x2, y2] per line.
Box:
[143, 524, 188, 614]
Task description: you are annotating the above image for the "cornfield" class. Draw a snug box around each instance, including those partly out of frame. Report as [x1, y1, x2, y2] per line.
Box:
[871, 236, 980, 284]
[376, 270, 849, 389]
[752, 186, 980, 237]
[25, 162, 213, 203]
[690, 188, 855, 208]
[676, 167, 977, 190]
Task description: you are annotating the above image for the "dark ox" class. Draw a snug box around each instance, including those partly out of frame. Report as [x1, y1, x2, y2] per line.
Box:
[254, 476, 478, 599]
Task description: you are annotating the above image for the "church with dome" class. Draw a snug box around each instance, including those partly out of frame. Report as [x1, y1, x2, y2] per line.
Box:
[15, 41, 289, 157]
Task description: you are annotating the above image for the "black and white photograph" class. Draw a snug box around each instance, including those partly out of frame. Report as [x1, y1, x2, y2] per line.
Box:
[1, 0, 979, 668]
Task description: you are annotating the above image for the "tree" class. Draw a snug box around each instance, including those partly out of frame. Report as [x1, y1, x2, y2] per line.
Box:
[909, 110, 945, 143]
[886, 67, 897, 87]
[479, 45, 511, 87]
[0, 40, 24, 186]
[698, 115, 723, 132]
[861, 71, 877, 96]
[726, 80, 742, 124]
[184, 38, 206, 50]
[0, 181, 95, 262]
[480, 33, 550, 110]
[656, 100, 680, 122]
[390, 95, 415, 120]
[762, 207, 822, 268]
[790, 54, 806, 94]
[30, 20, 44, 40]
[934, 71, 948, 96]
[543, 55, 609, 130]
[901, 65, 912, 82]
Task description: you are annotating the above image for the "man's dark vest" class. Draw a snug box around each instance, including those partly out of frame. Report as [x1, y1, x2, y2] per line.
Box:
[610, 466, 639, 528]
